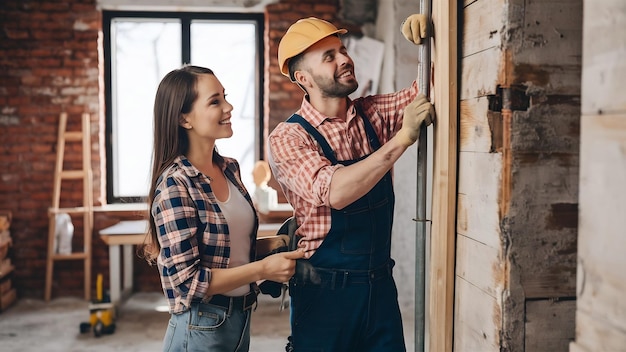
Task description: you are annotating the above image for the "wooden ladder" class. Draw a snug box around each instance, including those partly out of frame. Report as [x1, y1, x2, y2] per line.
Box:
[44, 112, 93, 301]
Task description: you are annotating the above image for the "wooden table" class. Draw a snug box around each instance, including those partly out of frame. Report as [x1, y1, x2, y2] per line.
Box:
[99, 220, 282, 304]
[99, 220, 147, 305]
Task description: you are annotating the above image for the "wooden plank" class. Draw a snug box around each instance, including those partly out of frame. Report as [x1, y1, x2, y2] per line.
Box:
[459, 97, 493, 153]
[462, 0, 503, 57]
[569, 343, 592, 352]
[572, 310, 626, 352]
[460, 47, 502, 100]
[462, 0, 476, 8]
[456, 192, 500, 251]
[454, 276, 500, 351]
[525, 299, 575, 351]
[575, 2, 626, 350]
[428, 0, 458, 351]
[455, 234, 502, 298]
[581, 0, 626, 113]
[456, 152, 502, 249]
[578, 114, 626, 333]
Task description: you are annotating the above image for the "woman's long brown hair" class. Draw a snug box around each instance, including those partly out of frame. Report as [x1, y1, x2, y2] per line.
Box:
[142, 65, 215, 263]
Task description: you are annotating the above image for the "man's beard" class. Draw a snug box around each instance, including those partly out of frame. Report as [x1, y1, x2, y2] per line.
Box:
[312, 72, 359, 98]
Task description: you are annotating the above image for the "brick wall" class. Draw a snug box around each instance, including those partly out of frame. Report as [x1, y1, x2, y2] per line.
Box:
[264, 0, 341, 138]
[0, 0, 110, 299]
[0, 0, 373, 300]
[0, 0, 349, 299]
[264, 0, 362, 197]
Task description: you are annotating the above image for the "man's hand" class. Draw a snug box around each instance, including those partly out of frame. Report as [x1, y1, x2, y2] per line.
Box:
[396, 94, 435, 147]
[401, 14, 430, 45]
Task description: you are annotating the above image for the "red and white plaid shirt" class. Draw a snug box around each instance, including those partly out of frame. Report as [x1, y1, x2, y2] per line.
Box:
[268, 81, 419, 258]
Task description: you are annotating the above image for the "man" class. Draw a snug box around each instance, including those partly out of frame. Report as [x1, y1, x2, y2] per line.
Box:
[268, 15, 433, 351]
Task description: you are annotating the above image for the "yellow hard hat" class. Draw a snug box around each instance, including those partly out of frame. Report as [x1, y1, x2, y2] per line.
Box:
[278, 17, 348, 78]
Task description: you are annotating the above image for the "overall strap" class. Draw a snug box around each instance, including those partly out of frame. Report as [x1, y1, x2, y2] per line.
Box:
[286, 114, 338, 164]
[353, 103, 382, 151]
[286, 103, 382, 163]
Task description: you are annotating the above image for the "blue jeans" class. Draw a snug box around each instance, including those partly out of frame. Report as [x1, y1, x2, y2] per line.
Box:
[162, 301, 251, 352]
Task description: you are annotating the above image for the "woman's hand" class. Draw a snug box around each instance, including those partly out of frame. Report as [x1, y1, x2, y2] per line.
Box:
[260, 249, 306, 283]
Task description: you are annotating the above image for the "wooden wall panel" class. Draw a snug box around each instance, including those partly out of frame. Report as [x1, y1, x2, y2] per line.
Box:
[459, 98, 493, 153]
[525, 300, 576, 351]
[454, 276, 500, 351]
[459, 0, 582, 349]
[428, 0, 458, 350]
[460, 48, 501, 100]
[456, 153, 502, 249]
[462, 0, 503, 56]
[581, 0, 626, 113]
[572, 310, 626, 352]
[574, 113, 626, 350]
[455, 234, 502, 298]
[456, 0, 506, 351]
[573, 0, 626, 350]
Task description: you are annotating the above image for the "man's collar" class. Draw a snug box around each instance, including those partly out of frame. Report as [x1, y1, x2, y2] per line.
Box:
[300, 95, 357, 127]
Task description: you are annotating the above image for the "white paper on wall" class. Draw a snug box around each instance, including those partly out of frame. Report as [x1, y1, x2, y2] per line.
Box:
[345, 35, 385, 100]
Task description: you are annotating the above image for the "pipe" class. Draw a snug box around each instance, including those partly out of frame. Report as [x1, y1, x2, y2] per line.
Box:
[415, 0, 432, 350]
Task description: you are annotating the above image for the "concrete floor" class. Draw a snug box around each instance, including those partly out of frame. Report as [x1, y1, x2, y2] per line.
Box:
[0, 292, 415, 351]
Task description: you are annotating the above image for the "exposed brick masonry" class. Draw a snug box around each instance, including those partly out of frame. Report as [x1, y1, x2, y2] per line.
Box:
[0, 0, 345, 299]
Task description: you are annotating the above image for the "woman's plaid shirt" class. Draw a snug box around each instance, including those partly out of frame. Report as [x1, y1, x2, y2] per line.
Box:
[152, 155, 258, 314]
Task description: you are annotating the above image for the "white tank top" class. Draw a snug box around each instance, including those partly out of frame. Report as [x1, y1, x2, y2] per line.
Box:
[217, 178, 255, 296]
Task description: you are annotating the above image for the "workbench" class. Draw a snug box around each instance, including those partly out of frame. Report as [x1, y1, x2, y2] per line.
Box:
[99, 220, 147, 305]
[99, 220, 282, 305]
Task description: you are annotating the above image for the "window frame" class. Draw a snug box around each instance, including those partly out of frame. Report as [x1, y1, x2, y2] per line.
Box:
[102, 10, 265, 204]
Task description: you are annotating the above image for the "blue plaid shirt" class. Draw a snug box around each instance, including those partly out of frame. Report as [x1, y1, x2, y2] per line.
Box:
[152, 155, 259, 314]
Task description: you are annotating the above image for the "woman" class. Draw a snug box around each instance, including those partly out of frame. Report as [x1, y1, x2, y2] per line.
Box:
[144, 65, 303, 352]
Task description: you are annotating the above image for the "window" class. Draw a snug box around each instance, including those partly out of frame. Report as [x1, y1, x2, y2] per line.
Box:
[103, 11, 264, 203]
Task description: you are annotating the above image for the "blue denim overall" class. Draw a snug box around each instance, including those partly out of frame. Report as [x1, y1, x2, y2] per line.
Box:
[286, 112, 406, 352]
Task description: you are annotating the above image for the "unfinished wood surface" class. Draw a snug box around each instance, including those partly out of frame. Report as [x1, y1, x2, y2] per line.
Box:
[45, 113, 93, 302]
[525, 299, 575, 351]
[462, 0, 503, 57]
[571, 310, 626, 352]
[575, 0, 626, 339]
[455, 234, 502, 298]
[459, 98, 493, 153]
[428, 0, 458, 351]
[581, 0, 626, 113]
[577, 112, 626, 331]
[456, 152, 501, 249]
[454, 275, 500, 351]
[456, 193, 499, 250]
[460, 48, 501, 100]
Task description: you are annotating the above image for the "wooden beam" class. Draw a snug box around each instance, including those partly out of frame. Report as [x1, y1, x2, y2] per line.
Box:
[428, 0, 458, 351]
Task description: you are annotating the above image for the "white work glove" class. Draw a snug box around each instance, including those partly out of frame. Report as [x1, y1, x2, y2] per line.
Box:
[396, 94, 435, 147]
[401, 14, 430, 45]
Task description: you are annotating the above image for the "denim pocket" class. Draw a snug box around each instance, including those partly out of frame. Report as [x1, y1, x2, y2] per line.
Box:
[189, 303, 227, 331]
[162, 318, 177, 352]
